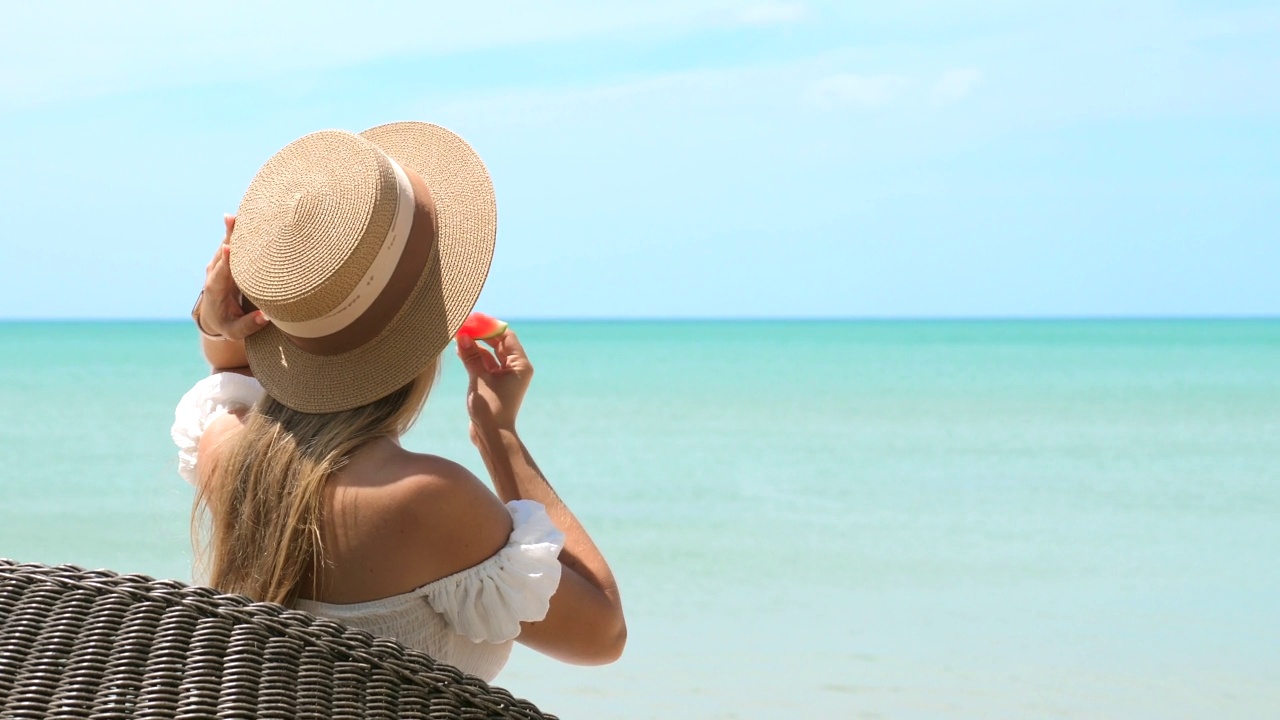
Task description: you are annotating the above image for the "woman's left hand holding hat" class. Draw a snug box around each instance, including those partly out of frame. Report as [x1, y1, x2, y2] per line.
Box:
[193, 214, 271, 341]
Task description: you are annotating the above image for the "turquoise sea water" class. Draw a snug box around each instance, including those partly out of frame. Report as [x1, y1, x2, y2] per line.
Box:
[1, 320, 1277, 719]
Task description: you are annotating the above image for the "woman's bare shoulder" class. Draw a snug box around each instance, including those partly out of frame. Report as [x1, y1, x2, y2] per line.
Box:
[323, 445, 513, 597]
[338, 445, 500, 516]
[387, 452, 513, 552]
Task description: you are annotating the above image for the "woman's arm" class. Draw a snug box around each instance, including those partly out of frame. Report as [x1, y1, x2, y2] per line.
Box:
[458, 331, 627, 665]
[471, 426, 626, 664]
[201, 334, 252, 373]
[195, 214, 270, 373]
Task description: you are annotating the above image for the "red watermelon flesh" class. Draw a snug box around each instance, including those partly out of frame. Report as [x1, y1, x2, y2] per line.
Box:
[457, 312, 509, 341]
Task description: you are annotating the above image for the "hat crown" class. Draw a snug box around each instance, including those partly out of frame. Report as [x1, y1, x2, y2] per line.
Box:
[230, 130, 401, 325]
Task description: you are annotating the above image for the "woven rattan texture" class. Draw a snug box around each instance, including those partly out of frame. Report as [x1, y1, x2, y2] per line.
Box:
[0, 560, 555, 720]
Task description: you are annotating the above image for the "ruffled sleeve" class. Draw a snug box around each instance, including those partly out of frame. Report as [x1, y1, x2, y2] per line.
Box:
[422, 500, 565, 644]
[170, 372, 266, 486]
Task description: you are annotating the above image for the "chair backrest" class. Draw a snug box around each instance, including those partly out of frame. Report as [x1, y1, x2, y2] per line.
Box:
[0, 560, 556, 719]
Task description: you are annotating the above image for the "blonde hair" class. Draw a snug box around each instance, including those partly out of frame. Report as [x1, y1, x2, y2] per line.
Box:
[193, 358, 440, 605]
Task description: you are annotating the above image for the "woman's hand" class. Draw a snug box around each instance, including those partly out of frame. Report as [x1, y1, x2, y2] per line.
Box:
[456, 328, 533, 434]
[197, 215, 270, 341]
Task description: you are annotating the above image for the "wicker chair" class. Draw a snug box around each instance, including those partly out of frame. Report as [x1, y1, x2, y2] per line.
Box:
[0, 560, 555, 719]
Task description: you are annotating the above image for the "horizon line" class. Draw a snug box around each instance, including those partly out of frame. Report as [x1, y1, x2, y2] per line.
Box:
[2, 314, 1279, 324]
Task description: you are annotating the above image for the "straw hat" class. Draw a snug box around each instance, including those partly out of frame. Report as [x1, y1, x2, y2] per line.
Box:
[229, 122, 496, 414]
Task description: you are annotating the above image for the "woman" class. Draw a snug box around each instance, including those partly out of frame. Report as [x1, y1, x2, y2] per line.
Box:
[171, 123, 625, 682]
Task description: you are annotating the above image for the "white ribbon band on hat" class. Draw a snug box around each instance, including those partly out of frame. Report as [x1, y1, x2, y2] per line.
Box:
[269, 158, 417, 339]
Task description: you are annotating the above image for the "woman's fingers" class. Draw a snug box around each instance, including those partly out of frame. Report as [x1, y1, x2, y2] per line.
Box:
[207, 241, 225, 272]
[481, 328, 521, 356]
[207, 215, 235, 271]
[206, 245, 234, 296]
[482, 329, 532, 375]
[457, 335, 502, 375]
[223, 310, 270, 340]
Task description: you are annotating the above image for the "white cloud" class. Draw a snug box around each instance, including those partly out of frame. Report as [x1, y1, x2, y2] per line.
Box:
[734, 2, 808, 26]
[934, 67, 982, 101]
[805, 73, 910, 109]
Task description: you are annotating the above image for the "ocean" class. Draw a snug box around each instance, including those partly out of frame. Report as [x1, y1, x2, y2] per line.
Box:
[1, 320, 1277, 719]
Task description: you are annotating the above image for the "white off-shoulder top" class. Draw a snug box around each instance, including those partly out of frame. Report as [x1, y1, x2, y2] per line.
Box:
[171, 373, 565, 682]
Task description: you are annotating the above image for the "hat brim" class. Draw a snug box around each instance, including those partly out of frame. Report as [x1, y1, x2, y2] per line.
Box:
[243, 122, 496, 414]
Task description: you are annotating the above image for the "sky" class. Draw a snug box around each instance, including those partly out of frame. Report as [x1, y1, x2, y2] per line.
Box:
[0, 0, 1276, 320]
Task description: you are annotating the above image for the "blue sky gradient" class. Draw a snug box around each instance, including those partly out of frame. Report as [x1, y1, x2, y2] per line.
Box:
[0, 1, 1276, 319]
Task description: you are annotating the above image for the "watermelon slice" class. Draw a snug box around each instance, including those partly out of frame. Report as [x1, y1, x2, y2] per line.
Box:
[457, 311, 509, 341]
